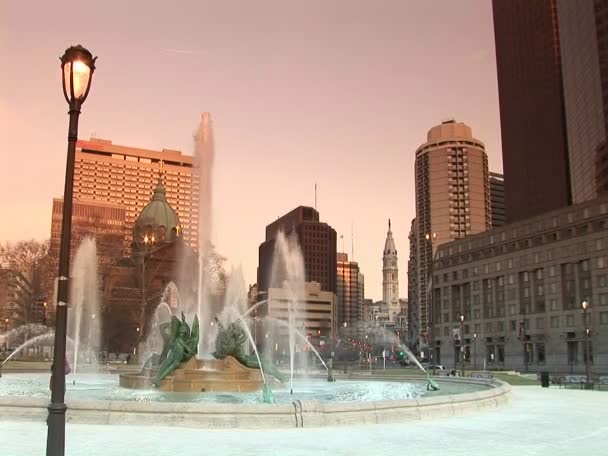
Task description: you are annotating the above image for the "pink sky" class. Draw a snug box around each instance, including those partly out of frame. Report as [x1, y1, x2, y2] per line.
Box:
[0, 0, 502, 301]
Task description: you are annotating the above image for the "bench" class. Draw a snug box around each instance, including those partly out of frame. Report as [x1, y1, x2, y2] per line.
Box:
[470, 372, 494, 380]
[557, 376, 608, 390]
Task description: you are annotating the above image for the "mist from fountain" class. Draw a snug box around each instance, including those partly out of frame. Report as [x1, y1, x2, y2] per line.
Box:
[1, 332, 76, 366]
[0, 323, 50, 346]
[193, 113, 215, 357]
[67, 238, 101, 382]
[143, 301, 173, 360]
[268, 231, 308, 392]
[264, 316, 328, 371]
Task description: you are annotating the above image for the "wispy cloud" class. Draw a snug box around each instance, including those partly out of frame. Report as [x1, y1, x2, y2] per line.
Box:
[162, 48, 204, 56]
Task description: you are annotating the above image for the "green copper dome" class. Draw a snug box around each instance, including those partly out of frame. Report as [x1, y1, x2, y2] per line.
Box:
[133, 178, 181, 245]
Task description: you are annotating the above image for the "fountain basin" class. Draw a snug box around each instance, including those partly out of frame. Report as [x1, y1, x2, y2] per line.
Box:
[0, 374, 510, 428]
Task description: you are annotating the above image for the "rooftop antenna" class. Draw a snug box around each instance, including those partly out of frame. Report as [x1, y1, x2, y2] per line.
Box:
[315, 183, 317, 211]
[351, 222, 354, 261]
[159, 158, 164, 182]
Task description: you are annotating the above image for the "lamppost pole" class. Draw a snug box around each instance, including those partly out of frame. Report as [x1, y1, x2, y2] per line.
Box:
[459, 314, 465, 377]
[473, 333, 477, 371]
[425, 232, 437, 375]
[582, 300, 591, 384]
[47, 45, 96, 456]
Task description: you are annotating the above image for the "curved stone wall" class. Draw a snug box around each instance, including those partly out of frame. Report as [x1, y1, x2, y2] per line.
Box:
[0, 378, 511, 428]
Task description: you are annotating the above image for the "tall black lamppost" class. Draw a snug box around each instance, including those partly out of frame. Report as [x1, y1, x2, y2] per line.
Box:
[459, 314, 465, 377]
[581, 300, 591, 384]
[47, 45, 96, 456]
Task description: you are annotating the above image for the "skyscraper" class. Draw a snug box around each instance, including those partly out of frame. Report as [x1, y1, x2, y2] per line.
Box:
[382, 220, 399, 322]
[407, 218, 418, 344]
[557, 0, 608, 203]
[412, 120, 491, 350]
[492, 0, 571, 222]
[257, 206, 337, 293]
[336, 252, 362, 330]
[493, 0, 608, 218]
[72, 136, 198, 252]
[46, 198, 126, 307]
[490, 172, 506, 227]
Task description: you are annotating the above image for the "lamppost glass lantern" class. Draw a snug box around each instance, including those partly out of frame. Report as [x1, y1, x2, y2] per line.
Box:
[60, 45, 97, 106]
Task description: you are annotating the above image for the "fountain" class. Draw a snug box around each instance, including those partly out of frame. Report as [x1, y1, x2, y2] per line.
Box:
[194, 112, 215, 357]
[67, 237, 101, 382]
[119, 312, 283, 393]
[269, 231, 308, 392]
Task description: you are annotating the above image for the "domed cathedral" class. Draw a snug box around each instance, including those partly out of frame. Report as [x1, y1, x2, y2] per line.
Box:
[101, 175, 198, 357]
[132, 178, 182, 250]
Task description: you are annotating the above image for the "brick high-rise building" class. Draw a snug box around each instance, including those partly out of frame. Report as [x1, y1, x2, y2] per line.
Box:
[336, 252, 362, 330]
[72, 137, 198, 252]
[257, 206, 337, 293]
[412, 120, 491, 351]
[46, 199, 126, 307]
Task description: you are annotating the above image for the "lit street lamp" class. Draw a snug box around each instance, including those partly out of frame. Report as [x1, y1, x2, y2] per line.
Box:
[42, 302, 48, 326]
[425, 232, 437, 375]
[473, 333, 477, 371]
[47, 44, 96, 456]
[581, 301, 592, 386]
[459, 314, 465, 377]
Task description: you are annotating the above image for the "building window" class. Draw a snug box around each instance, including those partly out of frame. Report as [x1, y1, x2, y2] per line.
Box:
[566, 314, 575, 326]
[536, 285, 544, 296]
[550, 316, 560, 328]
[581, 260, 590, 272]
[549, 299, 558, 311]
[485, 322, 492, 333]
[598, 257, 606, 269]
[600, 312, 608, 325]
[600, 294, 608, 306]
[598, 275, 607, 288]
[536, 317, 544, 329]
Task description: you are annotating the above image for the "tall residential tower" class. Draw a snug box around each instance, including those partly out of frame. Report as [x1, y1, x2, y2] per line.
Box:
[412, 120, 491, 350]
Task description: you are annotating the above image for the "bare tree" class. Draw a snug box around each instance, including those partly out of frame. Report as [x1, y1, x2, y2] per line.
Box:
[0, 239, 51, 325]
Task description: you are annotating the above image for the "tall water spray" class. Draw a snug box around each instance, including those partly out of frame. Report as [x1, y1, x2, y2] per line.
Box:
[68, 237, 101, 381]
[193, 112, 215, 356]
[270, 231, 307, 393]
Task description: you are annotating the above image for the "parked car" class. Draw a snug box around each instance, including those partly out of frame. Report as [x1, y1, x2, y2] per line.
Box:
[423, 364, 445, 371]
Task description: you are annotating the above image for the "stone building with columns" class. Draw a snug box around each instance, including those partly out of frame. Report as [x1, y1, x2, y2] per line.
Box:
[430, 196, 608, 374]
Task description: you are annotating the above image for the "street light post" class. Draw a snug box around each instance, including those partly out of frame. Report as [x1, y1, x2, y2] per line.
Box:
[43, 302, 48, 326]
[425, 232, 437, 375]
[473, 333, 477, 371]
[459, 314, 465, 377]
[47, 45, 96, 456]
[582, 301, 591, 385]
